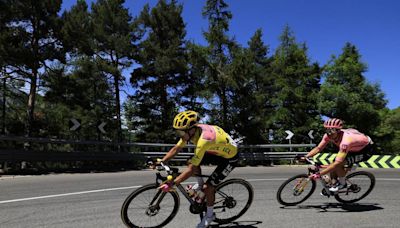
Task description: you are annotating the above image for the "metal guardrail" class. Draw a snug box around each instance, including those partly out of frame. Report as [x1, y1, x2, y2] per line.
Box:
[0, 136, 315, 162]
[0, 136, 315, 147]
[141, 151, 308, 162]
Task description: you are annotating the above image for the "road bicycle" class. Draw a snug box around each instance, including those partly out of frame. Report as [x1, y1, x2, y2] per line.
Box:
[121, 162, 254, 228]
[277, 157, 375, 206]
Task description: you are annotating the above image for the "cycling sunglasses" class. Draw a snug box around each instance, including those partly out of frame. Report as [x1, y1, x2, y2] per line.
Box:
[175, 129, 188, 138]
[325, 128, 338, 135]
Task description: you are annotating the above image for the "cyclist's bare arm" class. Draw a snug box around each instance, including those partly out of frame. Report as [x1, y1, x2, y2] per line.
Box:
[174, 163, 197, 185]
[305, 147, 321, 158]
[319, 151, 346, 175]
[161, 145, 183, 163]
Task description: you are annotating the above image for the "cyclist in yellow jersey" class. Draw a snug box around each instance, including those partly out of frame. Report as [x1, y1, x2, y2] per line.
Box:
[158, 110, 238, 228]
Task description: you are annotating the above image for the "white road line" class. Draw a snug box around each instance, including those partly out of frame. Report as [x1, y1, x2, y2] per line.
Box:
[0, 186, 141, 204]
[1, 178, 399, 204]
[377, 178, 400, 181]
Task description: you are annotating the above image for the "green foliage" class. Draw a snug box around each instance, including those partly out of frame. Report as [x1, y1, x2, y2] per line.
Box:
[127, 0, 187, 142]
[0, 74, 26, 135]
[41, 57, 116, 139]
[1, 0, 64, 136]
[270, 25, 322, 143]
[90, 0, 136, 141]
[61, 0, 93, 56]
[373, 108, 400, 154]
[182, 42, 211, 113]
[319, 42, 387, 135]
[201, 0, 238, 130]
[229, 29, 273, 143]
[0, 0, 397, 157]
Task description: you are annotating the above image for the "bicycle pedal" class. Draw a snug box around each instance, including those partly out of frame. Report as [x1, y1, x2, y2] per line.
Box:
[320, 189, 330, 197]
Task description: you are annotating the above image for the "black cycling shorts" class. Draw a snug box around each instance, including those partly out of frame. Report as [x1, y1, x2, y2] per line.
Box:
[345, 143, 375, 166]
[199, 153, 239, 186]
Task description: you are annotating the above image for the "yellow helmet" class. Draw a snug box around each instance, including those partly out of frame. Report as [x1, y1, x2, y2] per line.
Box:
[173, 110, 199, 130]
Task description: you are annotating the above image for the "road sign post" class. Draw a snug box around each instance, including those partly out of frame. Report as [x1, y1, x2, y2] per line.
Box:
[285, 130, 294, 151]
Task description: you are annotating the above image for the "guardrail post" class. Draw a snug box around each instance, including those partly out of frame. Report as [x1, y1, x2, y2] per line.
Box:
[3, 162, 8, 173]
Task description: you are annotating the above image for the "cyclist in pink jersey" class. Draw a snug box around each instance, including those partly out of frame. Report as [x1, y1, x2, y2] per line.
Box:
[158, 110, 238, 228]
[304, 118, 374, 191]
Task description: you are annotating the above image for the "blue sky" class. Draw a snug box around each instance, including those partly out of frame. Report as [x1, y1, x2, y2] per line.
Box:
[62, 0, 400, 109]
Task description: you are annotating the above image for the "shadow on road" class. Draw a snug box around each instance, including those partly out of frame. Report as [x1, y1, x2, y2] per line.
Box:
[211, 221, 262, 227]
[280, 203, 384, 213]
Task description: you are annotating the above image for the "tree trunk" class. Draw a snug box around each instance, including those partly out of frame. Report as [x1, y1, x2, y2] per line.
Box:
[2, 76, 6, 135]
[221, 86, 228, 129]
[26, 72, 37, 137]
[114, 72, 121, 142]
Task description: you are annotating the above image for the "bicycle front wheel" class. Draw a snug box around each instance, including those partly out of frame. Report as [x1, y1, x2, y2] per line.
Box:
[276, 174, 316, 206]
[213, 178, 254, 224]
[334, 171, 375, 204]
[121, 183, 180, 228]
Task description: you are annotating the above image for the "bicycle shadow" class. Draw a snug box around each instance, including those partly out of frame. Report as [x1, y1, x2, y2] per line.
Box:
[211, 221, 262, 227]
[280, 203, 383, 213]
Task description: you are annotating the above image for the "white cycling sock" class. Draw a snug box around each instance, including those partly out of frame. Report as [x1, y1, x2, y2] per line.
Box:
[206, 206, 214, 217]
[338, 177, 346, 185]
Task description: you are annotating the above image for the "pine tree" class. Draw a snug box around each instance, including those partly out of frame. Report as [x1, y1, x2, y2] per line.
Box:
[182, 42, 210, 113]
[61, 0, 93, 56]
[319, 42, 387, 134]
[230, 29, 272, 143]
[202, 0, 237, 131]
[271, 25, 321, 143]
[91, 0, 136, 141]
[42, 58, 114, 139]
[128, 0, 187, 142]
[0, 0, 64, 136]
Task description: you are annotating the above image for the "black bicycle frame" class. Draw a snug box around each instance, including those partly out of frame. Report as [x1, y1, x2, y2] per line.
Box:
[153, 171, 198, 206]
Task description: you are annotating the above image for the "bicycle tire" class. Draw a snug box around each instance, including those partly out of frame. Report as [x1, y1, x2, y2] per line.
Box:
[121, 183, 180, 228]
[276, 174, 316, 206]
[213, 178, 254, 224]
[334, 171, 375, 204]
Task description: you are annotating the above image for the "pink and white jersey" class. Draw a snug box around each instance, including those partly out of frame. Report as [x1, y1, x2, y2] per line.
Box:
[317, 129, 370, 153]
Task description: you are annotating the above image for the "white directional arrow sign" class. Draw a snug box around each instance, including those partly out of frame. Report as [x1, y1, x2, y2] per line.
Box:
[98, 122, 107, 134]
[69, 118, 81, 131]
[308, 130, 314, 139]
[285, 130, 294, 140]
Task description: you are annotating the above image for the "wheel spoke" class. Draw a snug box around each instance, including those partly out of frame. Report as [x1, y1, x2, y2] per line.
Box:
[121, 184, 179, 228]
[213, 179, 253, 224]
[277, 174, 316, 206]
[334, 171, 375, 203]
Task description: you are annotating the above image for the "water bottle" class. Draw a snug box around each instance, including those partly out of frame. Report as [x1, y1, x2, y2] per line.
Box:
[195, 190, 205, 203]
[185, 184, 195, 197]
[192, 183, 205, 203]
[322, 175, 331, 184]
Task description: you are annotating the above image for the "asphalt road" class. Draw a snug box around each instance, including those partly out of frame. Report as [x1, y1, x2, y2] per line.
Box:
[1, 166, 399, 228]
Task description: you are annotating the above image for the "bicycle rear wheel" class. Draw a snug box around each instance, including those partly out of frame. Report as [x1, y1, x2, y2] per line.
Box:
[213, 178, 254, 224]
[121, 183, 180, 228]
[276, 174, 316, 206]
[334, 171, 375, 204]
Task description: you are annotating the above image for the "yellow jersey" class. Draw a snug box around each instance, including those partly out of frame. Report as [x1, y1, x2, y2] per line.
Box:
[176, 124, 238, 166]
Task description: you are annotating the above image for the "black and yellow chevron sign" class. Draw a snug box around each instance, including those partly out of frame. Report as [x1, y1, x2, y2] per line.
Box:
[313, 153, 400, 169]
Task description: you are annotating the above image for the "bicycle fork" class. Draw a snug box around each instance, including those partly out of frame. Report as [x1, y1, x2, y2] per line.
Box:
[146, 190, 167, 216]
